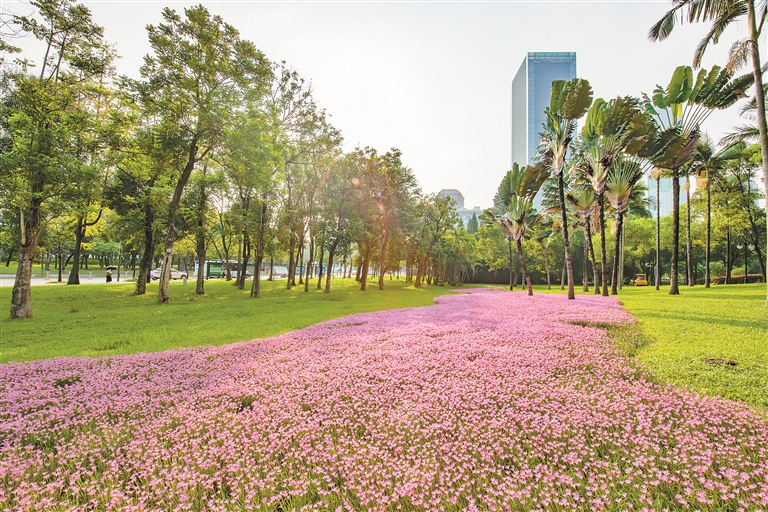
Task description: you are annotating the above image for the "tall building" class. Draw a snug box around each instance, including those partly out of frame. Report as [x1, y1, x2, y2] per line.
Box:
[645, 175, 687, 218]
[437, 189, 485, 227]
[511, 52, 576, 206]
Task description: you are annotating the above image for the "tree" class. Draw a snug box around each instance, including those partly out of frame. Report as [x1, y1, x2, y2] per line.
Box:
[605, 157, 646, 294]
[579, 96, 650, 296]
[566, 187, 599, 293]
[690, 137, 729, 287]
[0, 0, 111, 318]
[640, 64, 753, 294]
[650, 0, 768, 303]
[488, 162, 549, 296]
[538, 78, 593, 299]
[466, 213, 479, 234]
[137, 5, 271, 303]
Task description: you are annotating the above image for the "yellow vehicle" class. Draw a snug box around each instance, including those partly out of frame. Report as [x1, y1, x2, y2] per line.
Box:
[634, 273, 648, 286]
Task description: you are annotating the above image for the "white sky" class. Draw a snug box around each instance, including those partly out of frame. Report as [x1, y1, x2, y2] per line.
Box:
[4, 0, 765, 208]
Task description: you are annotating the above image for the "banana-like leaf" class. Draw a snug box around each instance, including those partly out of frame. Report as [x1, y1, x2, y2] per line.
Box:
[652, 85, 668, 110]
[667, 65, 694, 105]
[562, 78, 593, 120]
[689, 68, 708, 100]
[582, 97, 606, 140]
[549, 80, 567, 113]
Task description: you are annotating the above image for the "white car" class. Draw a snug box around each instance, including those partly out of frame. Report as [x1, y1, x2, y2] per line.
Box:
[150, 267, 188, 281]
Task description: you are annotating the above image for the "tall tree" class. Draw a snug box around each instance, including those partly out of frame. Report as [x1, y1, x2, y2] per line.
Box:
[640, 64, 753, 294]
[137, 5, 271, 303]
[538, 78, 593, 300]
[0, 0, 111, 318]
[650, 0, 768, 303]
[488, 162, 549, 296]
[605, 157, 646, 294]
[579, 96, 650, 296]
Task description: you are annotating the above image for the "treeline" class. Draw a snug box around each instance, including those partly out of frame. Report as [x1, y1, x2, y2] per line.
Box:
[0, 1, 474, 318]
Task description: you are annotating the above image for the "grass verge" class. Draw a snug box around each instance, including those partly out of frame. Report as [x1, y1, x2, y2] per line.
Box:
[541, 283, 767, 409]
[0, 278, 477, 364]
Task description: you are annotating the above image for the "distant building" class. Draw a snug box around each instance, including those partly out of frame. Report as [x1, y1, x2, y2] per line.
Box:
[511, 52, 576, 207]
[437, 189, 485, 227]
[645, 174, 687, 218]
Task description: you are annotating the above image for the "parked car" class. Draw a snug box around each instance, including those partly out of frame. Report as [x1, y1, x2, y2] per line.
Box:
[150, 267, 188, 281]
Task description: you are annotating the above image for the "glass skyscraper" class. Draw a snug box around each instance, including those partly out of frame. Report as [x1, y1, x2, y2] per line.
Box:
[511, 52, 577, 172]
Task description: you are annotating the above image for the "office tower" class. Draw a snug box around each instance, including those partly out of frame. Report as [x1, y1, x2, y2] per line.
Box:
[511, 53, 577, 201]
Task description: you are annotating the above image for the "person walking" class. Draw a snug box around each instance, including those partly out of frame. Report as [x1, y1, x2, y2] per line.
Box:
[106, 269, 113, 283]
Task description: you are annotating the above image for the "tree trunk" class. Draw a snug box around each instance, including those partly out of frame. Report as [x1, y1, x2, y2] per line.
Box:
[304, 238, 314, 293]
[159, 142, 198, 303]
[669, 168, 680, 295]
[611, 212, 624, 295]
[287, 231, 296, 290]
[58, 244, 63, 283]
[585, 221, 598, 294]
[5, 247, 15, 267]
[378, 231, 389, 291]
[508, 240, 514, 291]
[582, 228, 589, 292]
[558, 172, 575, 299]
[135, 199, 156, 295]
[360, 243, 370, 291]
[324, 241, 338, 293]
[516, 237, 533, 296]
[705, 173, 711, 288]
[10, 205, 42, 319]
[195, 230, 206, 295]
[686, 180, 693, 286]
[726, 227, 732, 284]
[317, 243, 325, 290]
[599, 193, 608, 296]
[250, 202, 268, 299]
[746, 0, 768, 305]
[544, 244, 551, 290]
[655, 177, 661, 290]
[67, 217, 85, 285]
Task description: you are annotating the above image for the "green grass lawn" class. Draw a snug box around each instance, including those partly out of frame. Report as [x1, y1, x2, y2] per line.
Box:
[0, 278, 475, 364]
[617, 283, 768, 410]
[538, 282, 768, 410]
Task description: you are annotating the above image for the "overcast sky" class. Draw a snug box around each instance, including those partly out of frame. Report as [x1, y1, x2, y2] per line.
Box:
[5, 0, 765, 208]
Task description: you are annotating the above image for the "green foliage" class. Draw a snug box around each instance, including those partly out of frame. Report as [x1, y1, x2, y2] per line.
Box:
[620, 284, 768, 409]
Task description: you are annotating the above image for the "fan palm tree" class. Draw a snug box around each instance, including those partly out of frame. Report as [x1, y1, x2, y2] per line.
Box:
[649, 0, 767, 304]
[639, 64, 753, 295]
[531, 214, 558, 290]
[579, 96, 650, 296]
[538, 78, 593, 300]
[489, 162, 549, 296]
[566, 186, 599, 294]
[605, 157, 646, 295]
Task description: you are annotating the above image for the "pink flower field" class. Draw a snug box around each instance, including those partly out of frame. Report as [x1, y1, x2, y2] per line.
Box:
[1, 289, 767, 511]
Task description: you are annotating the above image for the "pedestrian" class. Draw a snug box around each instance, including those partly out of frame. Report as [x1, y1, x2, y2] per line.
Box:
[106, 269, 113, 283]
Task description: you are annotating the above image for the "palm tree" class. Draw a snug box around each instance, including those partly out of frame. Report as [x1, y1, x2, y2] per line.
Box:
[605, 157, 646, 295]
[489, 162, 549, 296]
[721, 84, 768, 146]
[538, 78, 593, 300]
[639, 64, 753, 295]
[689, 137, 729, 287]
[566, 186, 599, 294]
[579, 96, 650, 296]
[531, 214, 558, 290]
[649, 0, 768, 304]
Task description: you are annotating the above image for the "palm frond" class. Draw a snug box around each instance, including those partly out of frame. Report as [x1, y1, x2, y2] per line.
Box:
[726, 38, 752, 71]
[693, 1, 747, 68]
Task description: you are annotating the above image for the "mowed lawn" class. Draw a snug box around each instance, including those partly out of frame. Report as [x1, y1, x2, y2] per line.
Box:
[618, 283, 768, 410]
[0, 278, 476, 364]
